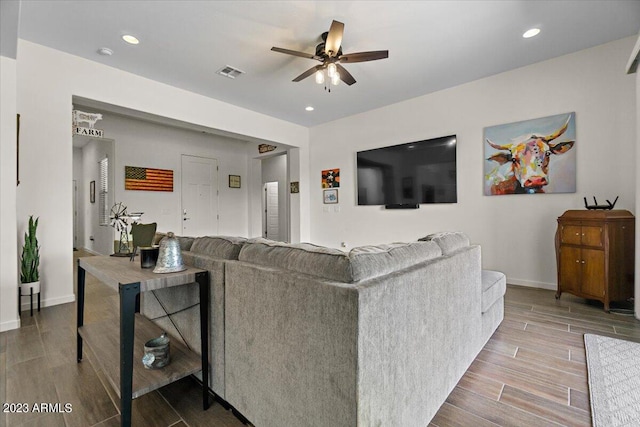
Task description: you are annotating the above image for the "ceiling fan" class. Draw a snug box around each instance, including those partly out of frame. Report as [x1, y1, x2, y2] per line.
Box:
[271, 20, 388, 87]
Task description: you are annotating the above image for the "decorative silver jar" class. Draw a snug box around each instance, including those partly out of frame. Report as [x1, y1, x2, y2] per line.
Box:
[153, 232, 186, 273]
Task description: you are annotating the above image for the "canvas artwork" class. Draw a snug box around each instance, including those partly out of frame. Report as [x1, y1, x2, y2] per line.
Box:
[484, 112, 576, 196]
[321, 168, 340, 188]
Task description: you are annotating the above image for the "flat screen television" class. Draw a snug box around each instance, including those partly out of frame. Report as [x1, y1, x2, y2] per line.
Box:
[357, 135, 457, 207]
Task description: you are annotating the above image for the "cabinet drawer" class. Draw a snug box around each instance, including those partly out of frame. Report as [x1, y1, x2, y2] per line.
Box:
[561, 225, 582, 245]
[582, 226, 603, 247]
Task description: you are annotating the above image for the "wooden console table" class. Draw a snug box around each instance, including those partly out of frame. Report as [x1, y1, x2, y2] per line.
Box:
[77, 256, 210, 427]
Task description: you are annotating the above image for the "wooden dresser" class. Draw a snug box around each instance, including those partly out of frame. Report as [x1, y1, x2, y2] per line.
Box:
[555, 210, 635, 311]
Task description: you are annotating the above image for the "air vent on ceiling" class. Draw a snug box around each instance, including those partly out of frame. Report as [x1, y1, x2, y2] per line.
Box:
[216, 65, 245, 79]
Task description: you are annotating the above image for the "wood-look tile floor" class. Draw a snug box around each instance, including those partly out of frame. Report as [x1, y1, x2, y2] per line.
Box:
[1, 250, 639, 426]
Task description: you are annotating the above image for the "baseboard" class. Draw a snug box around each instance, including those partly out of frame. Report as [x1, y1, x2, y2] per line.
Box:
[19, 293, 75, 312]
[507, 277, 556, 291]
[0, 318, 21, 332]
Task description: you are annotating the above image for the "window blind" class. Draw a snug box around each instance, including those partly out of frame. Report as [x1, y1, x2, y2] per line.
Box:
[99, 157, 109, 225]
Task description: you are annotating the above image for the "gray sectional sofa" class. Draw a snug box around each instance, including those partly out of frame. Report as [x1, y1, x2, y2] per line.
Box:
[142, 231, 505, 427]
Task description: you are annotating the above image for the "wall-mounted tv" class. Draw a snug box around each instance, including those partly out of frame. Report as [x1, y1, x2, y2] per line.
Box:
[357, 135, 457, 207]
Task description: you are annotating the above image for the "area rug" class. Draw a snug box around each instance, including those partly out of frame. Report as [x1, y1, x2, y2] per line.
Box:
[584, 334, 640, 426]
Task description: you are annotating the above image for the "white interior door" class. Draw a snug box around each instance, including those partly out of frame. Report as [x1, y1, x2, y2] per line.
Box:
[181, 155, 218, 236]
[265, 182, 279, 240]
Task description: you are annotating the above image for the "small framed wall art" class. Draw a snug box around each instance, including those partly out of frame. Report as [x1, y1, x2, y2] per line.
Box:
[290, 181, 300, 193]
[323, 189, 338, 204]
[229, 174, 241, 188]
[321, 168, 340, 188]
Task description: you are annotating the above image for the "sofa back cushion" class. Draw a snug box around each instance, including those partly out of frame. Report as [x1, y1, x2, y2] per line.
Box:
[239, 238, 351, 281]
[191, 236, 247, 260]
[349, 242, 442, 282]
[238, 238, 442, 283]
[153, 232, 194, 251]
[419, 231, 470, 255]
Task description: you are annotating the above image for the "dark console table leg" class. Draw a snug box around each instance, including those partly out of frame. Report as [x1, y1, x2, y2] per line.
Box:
[197, 271, 211, 410]
[77, 262, 86, 362]
[120, 282, 140, 427]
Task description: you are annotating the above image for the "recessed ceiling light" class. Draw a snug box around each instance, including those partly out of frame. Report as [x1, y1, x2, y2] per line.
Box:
[97, 47, 113, 56]
[523, 28, 541, 39]
[305, 106, 314, 111]
[122, 35, 140, 45]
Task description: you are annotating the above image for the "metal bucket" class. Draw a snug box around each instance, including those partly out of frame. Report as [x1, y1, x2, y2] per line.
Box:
[142, 332, 171, 369]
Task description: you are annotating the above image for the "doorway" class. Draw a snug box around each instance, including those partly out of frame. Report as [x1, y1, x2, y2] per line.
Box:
[261, 153, 288, 242]
[264, 182, 280, 240]
[181, 154, 219, 236]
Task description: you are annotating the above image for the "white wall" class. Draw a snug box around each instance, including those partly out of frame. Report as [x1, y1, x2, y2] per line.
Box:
[10, 40, 309, 326]
[309, 37, 637, 289]
[1, 56, 19, 331]
[72, 147, 84, 249]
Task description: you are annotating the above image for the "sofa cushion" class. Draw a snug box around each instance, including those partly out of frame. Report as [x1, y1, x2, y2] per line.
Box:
[239, 238, 442, 283]
[153, 232, 194, 251]
[190, 236, 247, 260]
[239, 238, 352, 282]
[348, 241, 442, 282]
[481, 270, 506, 313]
[419, 231, 470, 255]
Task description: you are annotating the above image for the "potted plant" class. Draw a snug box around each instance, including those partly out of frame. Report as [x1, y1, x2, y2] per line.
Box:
[20, 216, 40, 308]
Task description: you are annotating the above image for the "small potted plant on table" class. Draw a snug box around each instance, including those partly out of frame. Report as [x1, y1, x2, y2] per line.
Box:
[19, 215, 40, 316]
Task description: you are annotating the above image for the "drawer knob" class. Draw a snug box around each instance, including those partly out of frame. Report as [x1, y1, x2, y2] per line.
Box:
[575, 232, 580, 236]
[582, 260, 586, 264]
[576, 260, 580, 263]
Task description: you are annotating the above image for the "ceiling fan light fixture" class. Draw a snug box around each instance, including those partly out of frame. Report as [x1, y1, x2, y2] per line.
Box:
[315, 70, 325, 84]
[327, 63, 337, 79]
[305, 106, 314, 111]
[331, 73, 340, 86]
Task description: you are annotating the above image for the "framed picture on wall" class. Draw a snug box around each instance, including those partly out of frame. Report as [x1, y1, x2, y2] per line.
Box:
[229, 174, 241, 188]
[89, 180, 95, 203]
[323, 189, 338, 204]
[321, 168, 340, 188]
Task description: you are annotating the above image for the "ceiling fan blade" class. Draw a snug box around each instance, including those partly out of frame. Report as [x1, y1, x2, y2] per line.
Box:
[339, 50, 389, 63]
[324, 20, 344, 57]
[293, 65, 323, 82]
[271, 47, 322, 61]
[336, 64, 356, 86]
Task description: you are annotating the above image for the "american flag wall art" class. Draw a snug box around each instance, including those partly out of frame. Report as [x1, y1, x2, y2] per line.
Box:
[125, 166, 174, 192]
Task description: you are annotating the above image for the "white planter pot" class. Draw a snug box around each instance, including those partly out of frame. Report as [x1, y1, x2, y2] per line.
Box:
[20, 280, 40, 295]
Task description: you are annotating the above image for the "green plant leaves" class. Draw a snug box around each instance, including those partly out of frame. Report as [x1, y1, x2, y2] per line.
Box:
[20, 215, 39, 283]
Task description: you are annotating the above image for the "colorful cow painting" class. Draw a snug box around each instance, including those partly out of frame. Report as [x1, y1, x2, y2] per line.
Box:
[484, 113, 576, 195]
